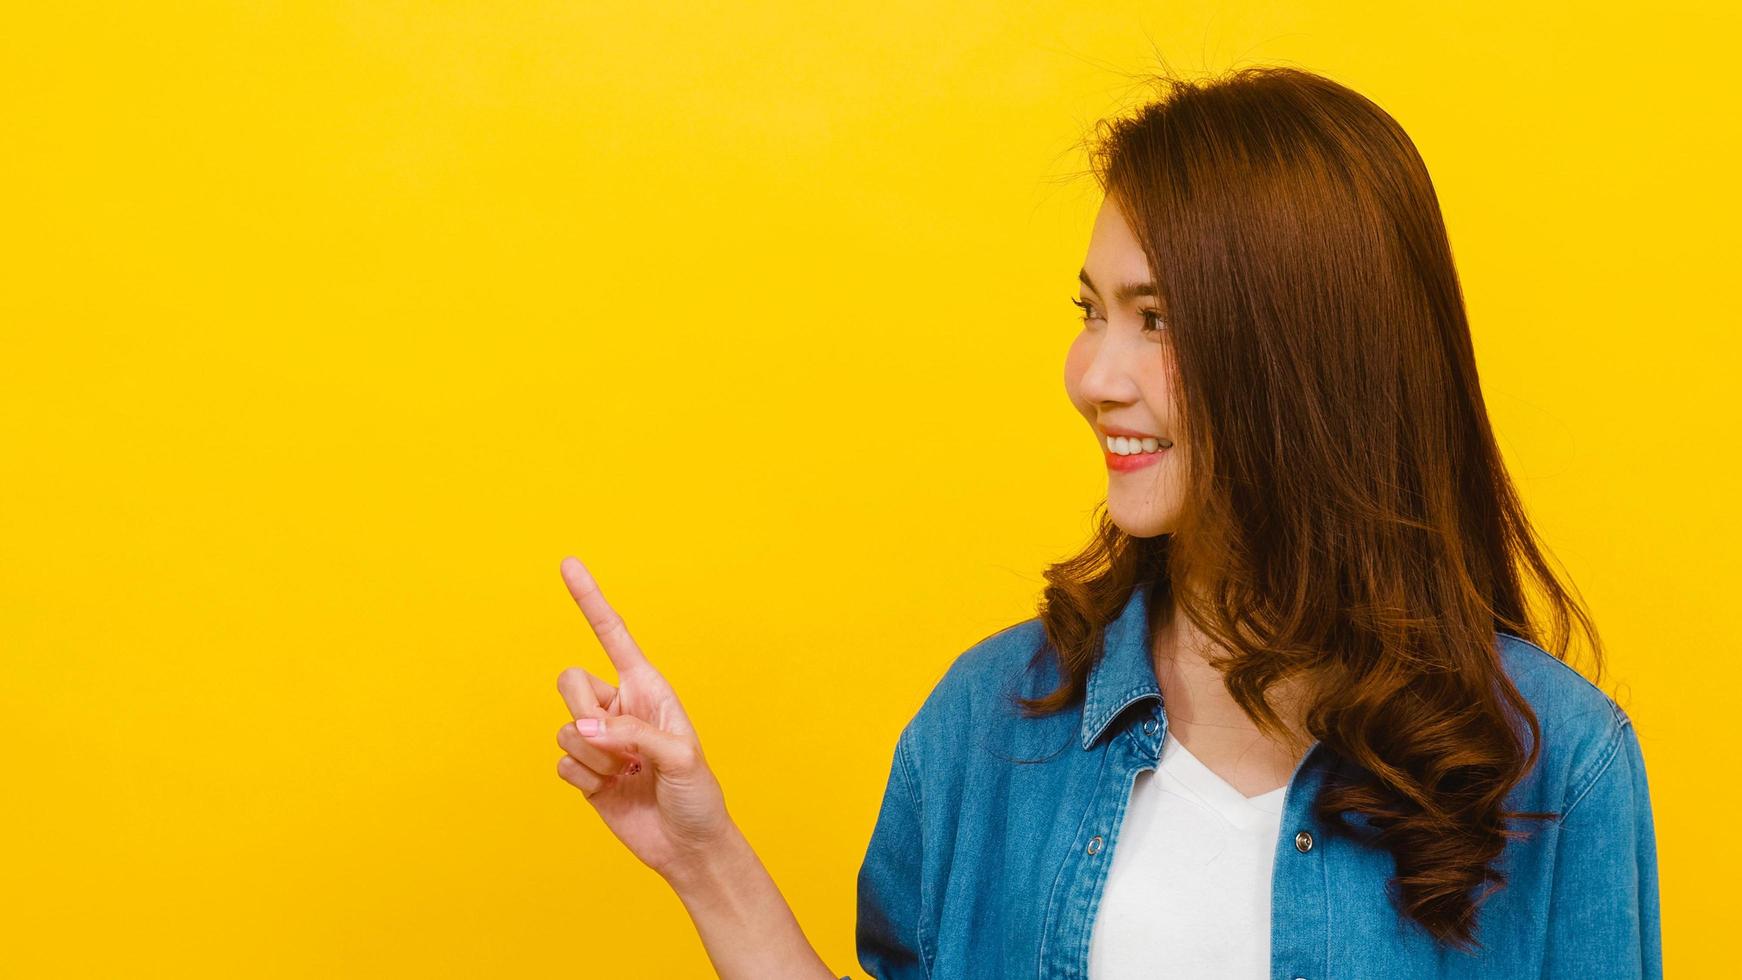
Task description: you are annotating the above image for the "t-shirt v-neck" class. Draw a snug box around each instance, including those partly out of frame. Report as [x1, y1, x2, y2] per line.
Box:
[1160, 730, 1288, 830]
[1085, 729, 1292, 978]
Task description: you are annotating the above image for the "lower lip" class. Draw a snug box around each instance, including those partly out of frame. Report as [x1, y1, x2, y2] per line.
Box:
[1106, 446, 1169, 471]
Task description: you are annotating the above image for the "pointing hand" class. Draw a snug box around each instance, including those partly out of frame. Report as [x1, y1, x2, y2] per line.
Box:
[554, 556, 734, 882]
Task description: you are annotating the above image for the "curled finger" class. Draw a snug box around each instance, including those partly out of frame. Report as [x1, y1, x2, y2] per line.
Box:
[558, 720, 643, 776]
[556, 665, 617, 721]
[557, 754, 615, 798]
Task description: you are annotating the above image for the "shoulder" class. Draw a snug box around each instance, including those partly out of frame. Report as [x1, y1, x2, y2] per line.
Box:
[1494, 631, 1636, 807]
[1495, 631, 1628, 738]
[898, 616, 1050, 758]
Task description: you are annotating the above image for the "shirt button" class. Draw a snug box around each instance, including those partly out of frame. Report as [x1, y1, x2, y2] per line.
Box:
[1142, 719, 1159, 736]
[1086, 835, 1103, 855]
[1294, 830, 1314, 853]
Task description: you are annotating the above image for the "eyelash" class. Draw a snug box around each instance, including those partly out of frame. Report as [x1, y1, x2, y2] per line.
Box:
[1071, 297, 1166, 334]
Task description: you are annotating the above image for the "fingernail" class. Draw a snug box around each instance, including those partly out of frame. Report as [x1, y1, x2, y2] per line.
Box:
[577, 717, 603, 737]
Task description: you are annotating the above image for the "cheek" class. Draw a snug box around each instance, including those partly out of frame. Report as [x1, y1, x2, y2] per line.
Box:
[1062, 337, 1089, 400]
[1139, 360, 1180, 415]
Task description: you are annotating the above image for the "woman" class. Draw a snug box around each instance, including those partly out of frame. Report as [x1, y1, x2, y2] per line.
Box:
[553, 65, 1662, 979]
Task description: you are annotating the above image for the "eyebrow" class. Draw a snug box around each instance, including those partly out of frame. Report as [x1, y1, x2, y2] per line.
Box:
[1078, 268, 1160, 305]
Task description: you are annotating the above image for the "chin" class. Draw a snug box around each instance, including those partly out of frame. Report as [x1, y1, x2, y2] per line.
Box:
[1108, 502, 1178, 539]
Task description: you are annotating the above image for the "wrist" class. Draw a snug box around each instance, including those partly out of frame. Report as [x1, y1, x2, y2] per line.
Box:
[661, 820, 756, 900]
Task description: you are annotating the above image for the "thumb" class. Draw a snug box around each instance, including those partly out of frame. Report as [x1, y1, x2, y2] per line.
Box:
[583, 713, 699, 775]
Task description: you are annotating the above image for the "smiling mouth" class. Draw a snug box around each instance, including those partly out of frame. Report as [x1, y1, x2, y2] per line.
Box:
[1105, 444, 1168, 472]
[1103, 435, 1173, 454]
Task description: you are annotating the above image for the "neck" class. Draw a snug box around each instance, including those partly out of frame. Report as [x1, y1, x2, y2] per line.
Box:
[1152, 603, 1312, 755]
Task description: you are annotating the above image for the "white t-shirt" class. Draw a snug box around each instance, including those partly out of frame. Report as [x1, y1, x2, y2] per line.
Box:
[1087, 730, 1288, 979]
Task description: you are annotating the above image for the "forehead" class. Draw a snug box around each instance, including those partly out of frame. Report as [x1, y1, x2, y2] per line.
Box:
[1084, 196, 1153, 282]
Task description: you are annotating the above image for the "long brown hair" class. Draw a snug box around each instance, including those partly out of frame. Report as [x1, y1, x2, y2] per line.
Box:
[1018, 65, 1606, 953]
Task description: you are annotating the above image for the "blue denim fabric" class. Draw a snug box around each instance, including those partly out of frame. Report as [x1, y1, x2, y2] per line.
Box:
[851, 581, 1661, 979]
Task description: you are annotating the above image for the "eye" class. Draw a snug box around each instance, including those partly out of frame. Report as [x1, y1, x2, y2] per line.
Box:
[1071, 296, 1167, 336]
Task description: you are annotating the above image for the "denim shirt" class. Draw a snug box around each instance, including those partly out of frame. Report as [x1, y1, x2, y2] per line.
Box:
[851, 581, 1662, 979]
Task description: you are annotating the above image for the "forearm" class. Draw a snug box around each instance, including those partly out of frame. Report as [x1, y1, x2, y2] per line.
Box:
[664, 822, 841, 980]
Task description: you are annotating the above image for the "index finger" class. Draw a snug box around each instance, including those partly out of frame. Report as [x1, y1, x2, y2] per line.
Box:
[559, 556, 653, 674]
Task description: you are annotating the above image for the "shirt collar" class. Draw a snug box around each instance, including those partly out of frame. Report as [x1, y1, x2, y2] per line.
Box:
[1079, 580, 1164, 750]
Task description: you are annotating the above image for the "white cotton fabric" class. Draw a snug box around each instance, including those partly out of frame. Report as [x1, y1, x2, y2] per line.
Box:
[1087, 730, 1288, 980]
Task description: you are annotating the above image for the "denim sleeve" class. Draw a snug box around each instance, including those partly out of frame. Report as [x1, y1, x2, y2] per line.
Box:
[854, 727, 931, 979]
[1542, 711, 1663, 979]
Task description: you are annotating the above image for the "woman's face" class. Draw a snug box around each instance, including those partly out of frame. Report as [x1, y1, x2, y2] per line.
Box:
[1063, 195, 1186, 538]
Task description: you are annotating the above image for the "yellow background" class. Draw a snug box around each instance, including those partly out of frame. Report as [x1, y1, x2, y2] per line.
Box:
[3, 2, 1734, 976]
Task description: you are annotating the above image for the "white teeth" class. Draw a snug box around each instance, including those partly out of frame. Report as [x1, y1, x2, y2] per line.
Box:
[1107, 436, 1172, 455]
